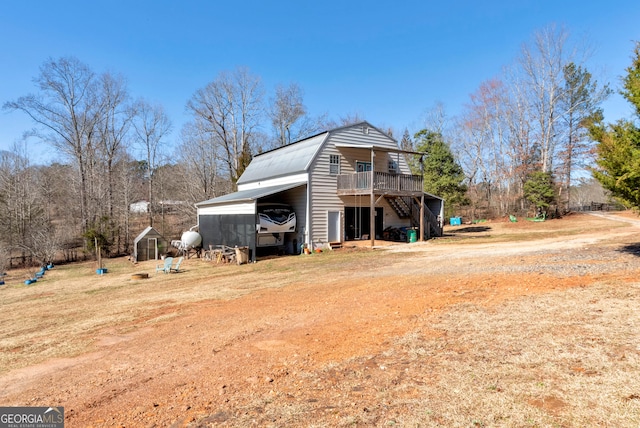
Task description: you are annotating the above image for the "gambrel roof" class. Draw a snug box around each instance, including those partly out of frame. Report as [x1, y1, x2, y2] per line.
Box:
[237, 132, 328, 185]
[236, 121, 398, 186]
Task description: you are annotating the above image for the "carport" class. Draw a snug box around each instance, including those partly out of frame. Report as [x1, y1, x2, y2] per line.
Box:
[195, 182, 306, 262]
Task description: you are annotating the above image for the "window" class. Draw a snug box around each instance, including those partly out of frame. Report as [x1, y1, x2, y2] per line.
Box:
[329, 154, 340, 175]
[388, 159, 399, 174]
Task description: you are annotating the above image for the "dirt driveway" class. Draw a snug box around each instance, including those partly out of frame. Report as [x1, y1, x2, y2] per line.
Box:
[1, 212, 640, 427]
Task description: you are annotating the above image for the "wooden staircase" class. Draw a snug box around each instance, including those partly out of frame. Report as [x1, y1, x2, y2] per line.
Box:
[386, 196, 442, 239]
[385, 196, 411, 219]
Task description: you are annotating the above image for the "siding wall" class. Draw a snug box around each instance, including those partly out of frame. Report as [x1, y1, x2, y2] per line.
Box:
[290, 185, 309, 250]
[308, 141, 342, 244]
[308, 125, 407, 244]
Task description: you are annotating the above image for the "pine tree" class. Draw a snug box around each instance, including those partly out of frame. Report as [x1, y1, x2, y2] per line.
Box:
[523, 171, 556, 217]
[557, 63, 610, 213]
[590, 42, 640, 209]
[400, 128, 421, 174]
[414, 130, 468, 217]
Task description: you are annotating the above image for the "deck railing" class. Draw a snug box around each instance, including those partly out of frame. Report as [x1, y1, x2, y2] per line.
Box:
[337, 172, 423, 194]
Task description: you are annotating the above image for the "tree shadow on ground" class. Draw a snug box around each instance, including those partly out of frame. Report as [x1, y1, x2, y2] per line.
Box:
[617, 243, 640, 257]
[449, 226, 492, 234]
[442, 226, 492, 238]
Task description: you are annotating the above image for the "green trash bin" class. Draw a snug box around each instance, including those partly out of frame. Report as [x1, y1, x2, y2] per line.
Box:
[407, 228, 417, 243]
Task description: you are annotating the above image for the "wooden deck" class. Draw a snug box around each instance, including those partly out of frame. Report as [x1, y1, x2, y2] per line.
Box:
[337, 171, 423, 196]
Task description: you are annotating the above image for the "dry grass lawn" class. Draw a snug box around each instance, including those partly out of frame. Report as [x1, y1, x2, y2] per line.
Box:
[1, 212, 640, 427]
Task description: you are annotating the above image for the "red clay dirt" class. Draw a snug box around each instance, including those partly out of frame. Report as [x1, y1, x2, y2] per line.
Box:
[1, 212, 640, 427]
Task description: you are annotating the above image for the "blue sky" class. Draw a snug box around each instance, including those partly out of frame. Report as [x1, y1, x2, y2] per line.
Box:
[1, 1, 639, 163]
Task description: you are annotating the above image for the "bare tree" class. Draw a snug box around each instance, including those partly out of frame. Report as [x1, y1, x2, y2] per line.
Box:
[176, 121, 230, 205]
[0, 142, 55, 267]
[503, 67, 540, 212]
[38, 162, 81, 246]
[423, 101, 449, 137]
[186, 67, 264, 187]
[96, 72, 134, 221]
[0, 246, 9, 274]
[267, 82, 327, 147]
[269, 83, 306, 147]
[0, 144, 35, 251]
[3, 57, 182, 258]
[24, 216, 61, 267]
[453, 25, 602, 217]
[516, 24, 582, 173]
[116, 155, 147, 254]
[131, 99, 172, 226]
[455, 78, 516, 216]
[4, 56, 100, 233]
[570, 177, 608, 209]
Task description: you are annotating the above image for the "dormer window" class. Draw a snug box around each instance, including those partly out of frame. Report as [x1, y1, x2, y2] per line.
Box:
[329, 154, 340, 175]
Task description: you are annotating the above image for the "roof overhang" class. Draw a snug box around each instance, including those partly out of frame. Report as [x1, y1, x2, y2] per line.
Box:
[195, 182, 306, 208]
[334, 143, 426, 156]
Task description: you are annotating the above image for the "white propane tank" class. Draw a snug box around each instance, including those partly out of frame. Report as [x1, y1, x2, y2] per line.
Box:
[181, 230, 202, 249]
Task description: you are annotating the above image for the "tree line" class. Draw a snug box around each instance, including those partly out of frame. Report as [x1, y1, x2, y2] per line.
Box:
[1, 24, 635, 269]
[401, 25, 614, 220]
[0, 58, 354, 267]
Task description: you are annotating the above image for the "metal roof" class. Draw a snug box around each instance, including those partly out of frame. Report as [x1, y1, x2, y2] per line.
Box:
[236, 121, 414, 185]
[195, 182, 306, 207]
[237, 133, 328, 185]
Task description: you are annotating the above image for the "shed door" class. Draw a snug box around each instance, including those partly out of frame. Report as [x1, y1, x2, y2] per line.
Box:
[328, 211, 341, 243]
[147, 238, 158, 260]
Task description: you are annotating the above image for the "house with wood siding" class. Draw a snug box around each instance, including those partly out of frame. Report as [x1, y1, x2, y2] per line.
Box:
[195, 122, 444, 260]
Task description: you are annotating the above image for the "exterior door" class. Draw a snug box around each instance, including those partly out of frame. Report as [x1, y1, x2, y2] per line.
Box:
[345, 207, 383, 240]
[147, 238, 158, 260]
[356, 161, 371, 172]
[328, 211, 341, 242]
[356, 161, 371, 189]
